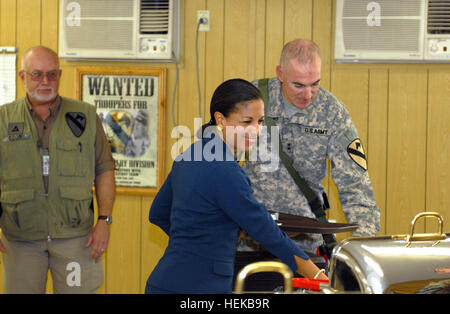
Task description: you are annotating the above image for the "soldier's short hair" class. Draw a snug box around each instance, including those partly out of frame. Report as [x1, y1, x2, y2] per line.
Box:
[280, 39, 321, 68]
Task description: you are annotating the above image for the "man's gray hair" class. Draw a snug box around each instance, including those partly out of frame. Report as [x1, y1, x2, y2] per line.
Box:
[280, 39, 321, 68]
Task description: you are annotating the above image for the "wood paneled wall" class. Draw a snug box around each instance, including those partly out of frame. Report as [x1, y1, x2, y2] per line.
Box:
[0, 0, 449, 294]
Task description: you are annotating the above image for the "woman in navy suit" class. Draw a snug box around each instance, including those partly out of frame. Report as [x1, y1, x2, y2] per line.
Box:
[145, 79, 327, 294]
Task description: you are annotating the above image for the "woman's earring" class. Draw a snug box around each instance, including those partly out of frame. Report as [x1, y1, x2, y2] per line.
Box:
[217, 125, 223, 132]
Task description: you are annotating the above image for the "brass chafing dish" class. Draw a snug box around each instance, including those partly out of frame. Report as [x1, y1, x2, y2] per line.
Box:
[324, 212, 450, 294]
[235, 212, 450, 294]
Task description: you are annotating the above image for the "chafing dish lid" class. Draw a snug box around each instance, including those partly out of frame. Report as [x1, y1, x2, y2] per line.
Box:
[328, 212, 450, 294]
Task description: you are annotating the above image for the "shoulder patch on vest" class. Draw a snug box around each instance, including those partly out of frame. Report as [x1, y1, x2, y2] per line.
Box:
[347, 138, 367, 171]
[65, 112, 86, 137]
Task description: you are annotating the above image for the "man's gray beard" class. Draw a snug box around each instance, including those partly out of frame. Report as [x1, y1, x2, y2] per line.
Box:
[27, 86, 56, 102]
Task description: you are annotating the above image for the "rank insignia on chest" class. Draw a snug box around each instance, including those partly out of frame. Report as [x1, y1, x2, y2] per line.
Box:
[347, 138, 367, 171]
[8, 122, 24, 135]
[6, 122, 29, 141]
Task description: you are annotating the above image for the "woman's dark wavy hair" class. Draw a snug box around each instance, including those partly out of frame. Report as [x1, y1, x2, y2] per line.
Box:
[199, 78, 262, 136]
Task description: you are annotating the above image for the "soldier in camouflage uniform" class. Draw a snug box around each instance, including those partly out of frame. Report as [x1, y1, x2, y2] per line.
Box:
[241, 39, 380, 253]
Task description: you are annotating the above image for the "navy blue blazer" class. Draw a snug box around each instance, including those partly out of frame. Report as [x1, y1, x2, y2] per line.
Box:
[146, 135, 309, 294]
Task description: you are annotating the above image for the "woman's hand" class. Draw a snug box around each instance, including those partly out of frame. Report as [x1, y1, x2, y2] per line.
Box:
[294, 255, 328, 280]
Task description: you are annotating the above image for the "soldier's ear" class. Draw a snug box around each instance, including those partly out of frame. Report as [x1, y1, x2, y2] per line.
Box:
[276, 65, 283, 82]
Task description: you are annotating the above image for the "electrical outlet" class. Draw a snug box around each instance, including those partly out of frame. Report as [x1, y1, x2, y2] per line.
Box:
[197, 10, 210, 32]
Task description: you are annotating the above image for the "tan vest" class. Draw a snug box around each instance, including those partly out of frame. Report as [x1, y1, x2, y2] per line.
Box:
[0, 97, 96, 241]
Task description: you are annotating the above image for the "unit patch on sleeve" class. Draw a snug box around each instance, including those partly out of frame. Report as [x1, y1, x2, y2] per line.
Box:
[347, 138, 367, 171]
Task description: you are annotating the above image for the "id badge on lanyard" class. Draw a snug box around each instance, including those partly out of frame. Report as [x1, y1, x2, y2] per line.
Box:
[42, 148, 50, 176]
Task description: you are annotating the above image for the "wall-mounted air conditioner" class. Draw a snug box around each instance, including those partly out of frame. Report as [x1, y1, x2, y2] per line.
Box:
[335, 0, 450, 62]
[59, 0, 180, 61]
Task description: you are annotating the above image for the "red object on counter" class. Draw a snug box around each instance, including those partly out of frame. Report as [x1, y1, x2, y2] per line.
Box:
[316, 247, 329, 262]
[292, 278, 329, 292]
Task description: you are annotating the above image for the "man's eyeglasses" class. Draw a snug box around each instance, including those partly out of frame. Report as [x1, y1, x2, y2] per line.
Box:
[23, 70, 60, 82]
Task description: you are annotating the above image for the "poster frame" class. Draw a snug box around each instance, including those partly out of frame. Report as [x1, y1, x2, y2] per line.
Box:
[75, 66, 166, 196]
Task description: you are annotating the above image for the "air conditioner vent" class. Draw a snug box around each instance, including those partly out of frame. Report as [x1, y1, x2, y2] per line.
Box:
[342, 19, 421, 51]
[140, 0, 169, 34]
[343, 0, 422, 17]
[428, 0, 450, 34]
[64, 20, 133, 50]
[73, 0, 134, 17]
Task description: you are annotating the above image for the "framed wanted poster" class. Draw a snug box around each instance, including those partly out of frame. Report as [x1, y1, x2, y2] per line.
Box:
[76, 67, 166, 195]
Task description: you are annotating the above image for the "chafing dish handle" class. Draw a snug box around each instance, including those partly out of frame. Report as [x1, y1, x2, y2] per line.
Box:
[234, 261, 293, 294]
[407, 212, 447, 243]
